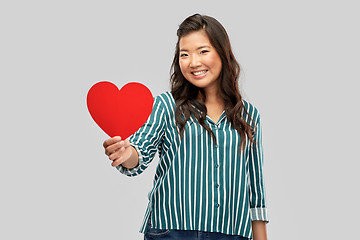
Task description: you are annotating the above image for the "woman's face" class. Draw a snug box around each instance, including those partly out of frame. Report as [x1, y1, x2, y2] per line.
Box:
[179, 30, 222, 93]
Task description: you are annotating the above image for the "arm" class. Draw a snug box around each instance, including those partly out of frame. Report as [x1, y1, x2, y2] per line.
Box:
[247, 109, 269, 232]
[252, 221, 268, 240]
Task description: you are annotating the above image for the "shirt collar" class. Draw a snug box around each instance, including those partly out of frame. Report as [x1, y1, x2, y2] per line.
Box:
[206, 110, 226, 125]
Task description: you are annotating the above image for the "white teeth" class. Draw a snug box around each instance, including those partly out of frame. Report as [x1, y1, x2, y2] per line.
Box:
[192, 70, 207, 76]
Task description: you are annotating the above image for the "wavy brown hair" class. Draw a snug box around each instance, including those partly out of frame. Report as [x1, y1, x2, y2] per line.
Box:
[170, 14, 255, 150]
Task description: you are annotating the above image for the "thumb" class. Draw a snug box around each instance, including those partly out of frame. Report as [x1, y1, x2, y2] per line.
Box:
[123, 138, 131, 147]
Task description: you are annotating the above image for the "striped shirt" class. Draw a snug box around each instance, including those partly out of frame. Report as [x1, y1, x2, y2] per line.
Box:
[117, 91, 268, 239]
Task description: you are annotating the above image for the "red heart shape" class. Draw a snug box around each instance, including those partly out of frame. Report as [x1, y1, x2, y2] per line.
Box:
[87, 81, 153, 139]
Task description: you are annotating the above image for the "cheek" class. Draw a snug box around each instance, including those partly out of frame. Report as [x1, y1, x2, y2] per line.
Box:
[209, 56, 222, 73]
[179, 60, 187, 74]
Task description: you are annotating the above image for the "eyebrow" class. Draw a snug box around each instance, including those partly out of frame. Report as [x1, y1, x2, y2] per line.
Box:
[180, 45, 211, 52]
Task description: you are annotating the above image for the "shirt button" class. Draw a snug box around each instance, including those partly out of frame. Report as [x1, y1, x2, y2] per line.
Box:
[216, 203, 220, 208]
[215, 164, 219, 168]
[215, 184, 219, 188]
[215, 145, 219, 148]
[214, 125, 218, 130]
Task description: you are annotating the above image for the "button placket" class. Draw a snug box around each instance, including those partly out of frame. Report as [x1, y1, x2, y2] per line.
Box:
[214, 124, 221, 212]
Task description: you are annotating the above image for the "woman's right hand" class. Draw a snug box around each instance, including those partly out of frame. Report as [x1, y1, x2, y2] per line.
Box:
[103, 136, 135, 167]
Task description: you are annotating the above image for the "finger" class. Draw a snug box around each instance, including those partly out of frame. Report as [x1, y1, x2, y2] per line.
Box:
[109, 145, 130, 160]
[105, 141, 122, 156]
[108, 147, 123, 161]
[112, 157, 124, 167]
[103, 136, 121, 148]
[114, 139, 130, 152]
[122, 138, 131, 147]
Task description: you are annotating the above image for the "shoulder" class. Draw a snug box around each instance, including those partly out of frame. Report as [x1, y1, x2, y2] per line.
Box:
[153, 91, 175, 116]
[242, 99, 261, 123]
[155, 92, 175, 106]
[242, 99, 260, 115]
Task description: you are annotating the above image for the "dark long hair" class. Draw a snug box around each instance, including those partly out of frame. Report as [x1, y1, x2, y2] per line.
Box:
[170, 14, 255, 150]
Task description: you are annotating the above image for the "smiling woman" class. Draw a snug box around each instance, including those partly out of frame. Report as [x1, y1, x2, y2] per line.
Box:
[171, 14, 256, 151]
[103, 13, 269, 240]
[179, 31, 222, 93]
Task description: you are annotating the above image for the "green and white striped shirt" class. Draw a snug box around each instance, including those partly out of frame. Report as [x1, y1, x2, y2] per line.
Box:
[117, 91, 268, 239]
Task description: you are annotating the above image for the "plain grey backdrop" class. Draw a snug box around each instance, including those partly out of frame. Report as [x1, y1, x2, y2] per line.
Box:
[1, 0, 359, 239]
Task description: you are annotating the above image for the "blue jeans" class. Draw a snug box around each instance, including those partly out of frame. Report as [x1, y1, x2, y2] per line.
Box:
[144, 218, 248, 240]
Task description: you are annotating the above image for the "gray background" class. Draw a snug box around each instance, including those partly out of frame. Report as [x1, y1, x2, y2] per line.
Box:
[1, 0, 359, 239]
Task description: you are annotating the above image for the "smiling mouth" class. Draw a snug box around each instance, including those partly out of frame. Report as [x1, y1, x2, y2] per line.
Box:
[192, 70, 208, 76]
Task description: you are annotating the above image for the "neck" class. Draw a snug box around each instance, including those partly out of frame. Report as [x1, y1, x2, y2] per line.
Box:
[198, 88, 224, 107]
[205, 93, 223, 104]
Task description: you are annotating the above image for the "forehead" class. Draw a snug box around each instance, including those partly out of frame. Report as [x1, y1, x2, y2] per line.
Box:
[179, 30, 212, 50]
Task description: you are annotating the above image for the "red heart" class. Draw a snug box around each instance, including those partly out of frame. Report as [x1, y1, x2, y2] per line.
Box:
[87, 81, 153, 139]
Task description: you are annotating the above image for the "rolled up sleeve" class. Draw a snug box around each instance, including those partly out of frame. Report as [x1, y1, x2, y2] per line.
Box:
[248, 113, 269, 222]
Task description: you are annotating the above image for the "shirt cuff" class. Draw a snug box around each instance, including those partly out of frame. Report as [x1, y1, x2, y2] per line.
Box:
[250, 208, 269, 223]
[116, 144, 144, 177]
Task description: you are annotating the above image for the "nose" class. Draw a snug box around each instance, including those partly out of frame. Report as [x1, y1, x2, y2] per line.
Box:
[189, 56, 201, 68]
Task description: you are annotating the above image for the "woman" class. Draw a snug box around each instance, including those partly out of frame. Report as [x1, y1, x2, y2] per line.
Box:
[103, 14, 268, 240]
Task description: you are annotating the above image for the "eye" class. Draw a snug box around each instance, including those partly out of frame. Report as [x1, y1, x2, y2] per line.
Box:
[200, 50, 209, 54]
[180, 53, 188, 57]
